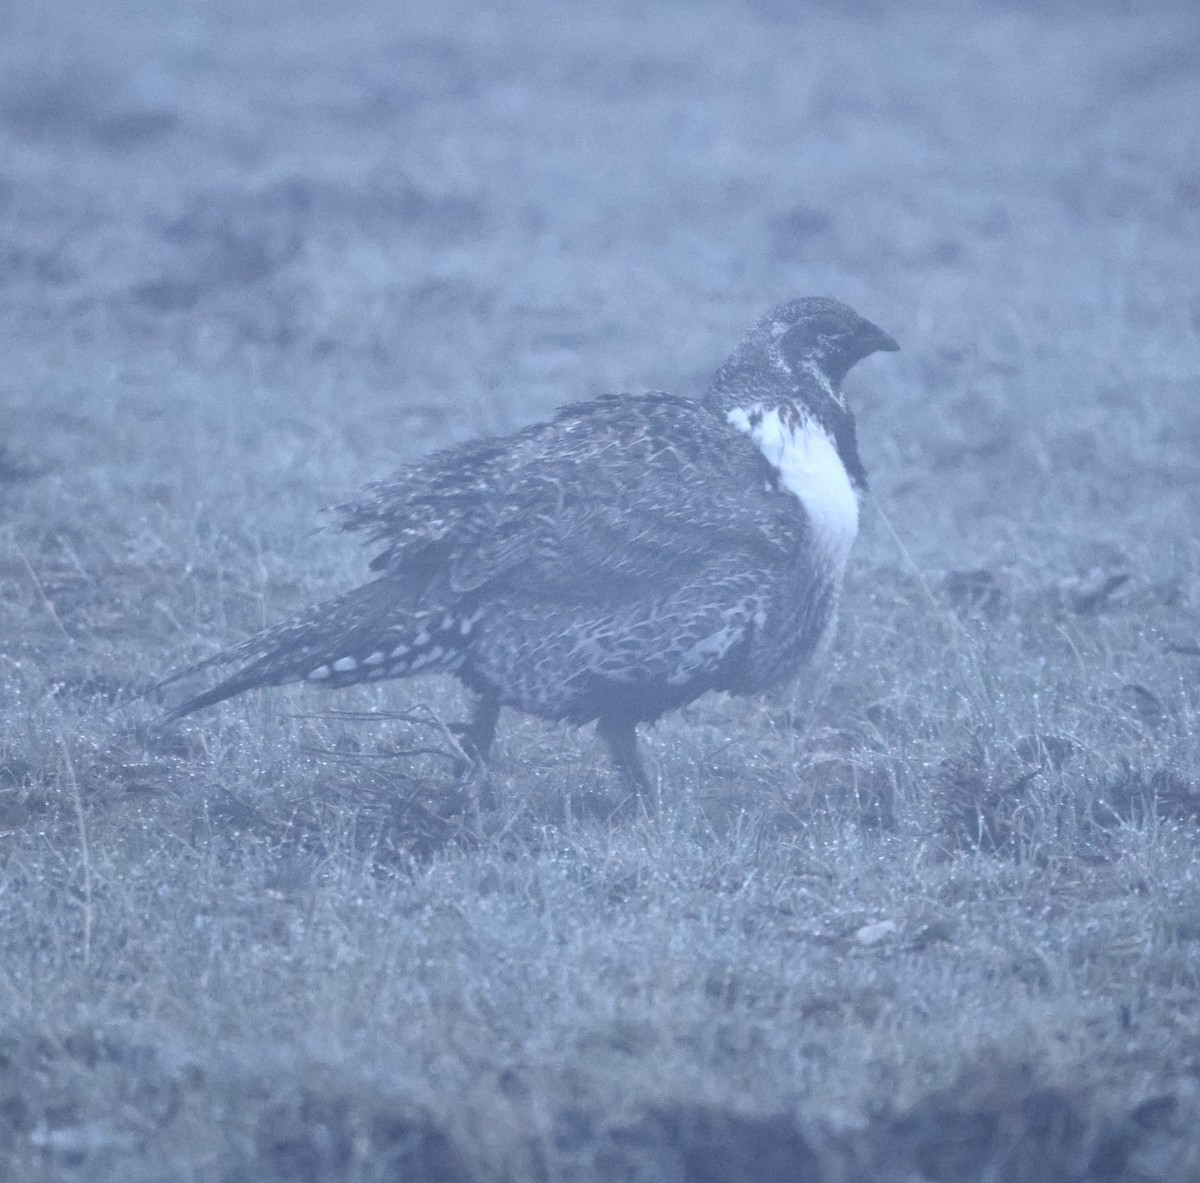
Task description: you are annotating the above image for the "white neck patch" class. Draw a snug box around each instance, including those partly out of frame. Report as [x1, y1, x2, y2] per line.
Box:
[727, 404, 860, 570]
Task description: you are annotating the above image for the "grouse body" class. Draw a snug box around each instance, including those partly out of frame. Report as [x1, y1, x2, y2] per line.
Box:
[157, 298, 898, 788]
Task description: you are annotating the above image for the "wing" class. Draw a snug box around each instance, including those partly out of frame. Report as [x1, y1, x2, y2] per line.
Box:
[335, 395, 814, 719]
[334, 393, 803, 602]
[144, 395, 812, 723]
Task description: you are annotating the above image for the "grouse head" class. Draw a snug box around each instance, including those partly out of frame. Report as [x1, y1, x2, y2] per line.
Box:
[709, 297, 898, 403]
[706, 297, 899, 493]
[771, 296, 899, 387]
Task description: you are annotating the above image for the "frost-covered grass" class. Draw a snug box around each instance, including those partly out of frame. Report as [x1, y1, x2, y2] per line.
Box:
[2, 1, 1199, 1179]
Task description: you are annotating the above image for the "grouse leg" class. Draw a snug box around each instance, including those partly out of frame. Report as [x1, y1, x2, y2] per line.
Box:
[451, 687, 501, 766]
[595, 714, 652, 796]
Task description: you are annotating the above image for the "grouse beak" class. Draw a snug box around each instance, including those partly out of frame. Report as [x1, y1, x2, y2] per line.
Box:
[857, 321, 900, 355]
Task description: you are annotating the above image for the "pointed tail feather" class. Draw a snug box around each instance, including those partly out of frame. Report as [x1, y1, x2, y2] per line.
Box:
[142, 578, 458, 722]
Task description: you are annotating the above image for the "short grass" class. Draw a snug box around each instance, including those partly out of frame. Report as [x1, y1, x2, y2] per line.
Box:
[2, 1, 1199, 1179]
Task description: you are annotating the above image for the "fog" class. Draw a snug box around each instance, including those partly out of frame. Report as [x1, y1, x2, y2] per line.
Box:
[2, 2, 1198, 1179]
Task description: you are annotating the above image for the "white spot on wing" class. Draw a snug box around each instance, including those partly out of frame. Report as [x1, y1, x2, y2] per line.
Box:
[364, 651, 385, 666]
[332, 656, 357, 673]
[308, 665, 331, 681]
[728, 405, 859, 569]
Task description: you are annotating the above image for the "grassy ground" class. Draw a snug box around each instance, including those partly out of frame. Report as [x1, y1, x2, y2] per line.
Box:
[2, 1, 1200, 1178]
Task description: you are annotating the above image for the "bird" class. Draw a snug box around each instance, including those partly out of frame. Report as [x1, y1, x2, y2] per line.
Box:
[152, 297, 898, 791]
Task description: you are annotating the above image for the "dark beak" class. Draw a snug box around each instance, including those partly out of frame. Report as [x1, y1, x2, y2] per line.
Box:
[857, 320, 900, 355]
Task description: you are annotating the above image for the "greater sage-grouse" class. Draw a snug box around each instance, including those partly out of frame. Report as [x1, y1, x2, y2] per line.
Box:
[157, 298, 898, 788]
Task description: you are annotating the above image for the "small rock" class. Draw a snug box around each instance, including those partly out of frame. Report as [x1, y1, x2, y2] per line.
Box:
[856, 920, 898, 945]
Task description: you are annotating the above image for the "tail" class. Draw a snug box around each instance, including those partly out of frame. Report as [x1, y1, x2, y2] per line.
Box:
[146, 578, 466, 722]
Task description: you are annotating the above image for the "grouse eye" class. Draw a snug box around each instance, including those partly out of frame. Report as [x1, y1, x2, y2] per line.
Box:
[781, 313, 849, 365]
